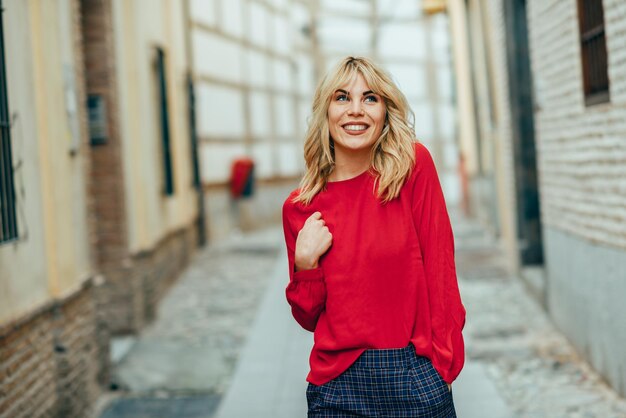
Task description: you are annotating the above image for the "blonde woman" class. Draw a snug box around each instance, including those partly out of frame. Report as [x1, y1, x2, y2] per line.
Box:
[282, 56, 465, 417]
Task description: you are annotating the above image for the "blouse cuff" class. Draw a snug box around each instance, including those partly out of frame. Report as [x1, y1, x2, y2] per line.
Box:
[293, 267, 324, 281]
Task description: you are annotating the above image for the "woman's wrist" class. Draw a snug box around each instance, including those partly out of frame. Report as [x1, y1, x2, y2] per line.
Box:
[295, 263, 318, 271]
[295, 256, 318, 271]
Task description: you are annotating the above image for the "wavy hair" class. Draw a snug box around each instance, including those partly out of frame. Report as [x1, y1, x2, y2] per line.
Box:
[294, 56, 417, 205]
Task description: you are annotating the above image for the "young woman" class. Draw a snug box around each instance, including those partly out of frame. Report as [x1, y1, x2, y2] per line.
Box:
[282, 56, 465, 417]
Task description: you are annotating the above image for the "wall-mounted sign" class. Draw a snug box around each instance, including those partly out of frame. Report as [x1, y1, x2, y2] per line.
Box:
[87, 94, 108, 145]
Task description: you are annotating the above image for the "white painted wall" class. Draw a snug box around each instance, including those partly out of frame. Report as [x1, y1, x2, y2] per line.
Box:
[112, 0, 197, 254]
[0, 0, 93, 322]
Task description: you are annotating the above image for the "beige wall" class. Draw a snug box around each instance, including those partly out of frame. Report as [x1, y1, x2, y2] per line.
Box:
[0, 0, 93, 323]
[112, 0, 198, 254]
[480, 0, 520, 271]
[447, 0, 479, 178]
[447, 0, 521, 272]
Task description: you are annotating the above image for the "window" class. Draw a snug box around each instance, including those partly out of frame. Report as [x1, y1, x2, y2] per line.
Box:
[577, 0, 610, 106]
[0, 2, 18, 244]
[155, 47, 175, 196]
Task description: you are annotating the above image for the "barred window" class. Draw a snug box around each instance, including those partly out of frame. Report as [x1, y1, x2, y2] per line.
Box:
[1, 2, 18, 244]
[155, 47, 175, 196]
[577, 0, 610, 106]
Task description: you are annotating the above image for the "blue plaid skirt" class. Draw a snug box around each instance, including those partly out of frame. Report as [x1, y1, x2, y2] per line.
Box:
[306, 344, 457, 417]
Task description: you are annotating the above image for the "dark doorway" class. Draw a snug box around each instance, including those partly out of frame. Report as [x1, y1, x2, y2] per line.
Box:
[503, 0, 544, 266]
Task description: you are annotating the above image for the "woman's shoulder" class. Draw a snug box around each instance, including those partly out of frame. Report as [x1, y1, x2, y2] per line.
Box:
[283, 188, 300, 207]
[412, 140, 432, 162]
[411, 141, 436, 175]
[283, 188, 307, 215]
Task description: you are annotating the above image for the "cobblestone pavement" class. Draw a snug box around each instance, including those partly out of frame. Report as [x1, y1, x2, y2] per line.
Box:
[97, 227, 283, 418]
[137, 227, 283, 393]
[452, 210, 626, 418]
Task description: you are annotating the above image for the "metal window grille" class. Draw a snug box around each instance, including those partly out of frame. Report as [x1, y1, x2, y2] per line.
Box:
[156, 47, 175, 196]
[0, 2, 19, 244]
[578, 0, 610, 106]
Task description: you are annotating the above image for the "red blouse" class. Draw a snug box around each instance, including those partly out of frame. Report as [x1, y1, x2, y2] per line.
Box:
[282, 142, 465, 386]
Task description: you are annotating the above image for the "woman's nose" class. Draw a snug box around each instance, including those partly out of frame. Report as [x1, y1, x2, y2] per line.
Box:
[347, 100, 364, 116]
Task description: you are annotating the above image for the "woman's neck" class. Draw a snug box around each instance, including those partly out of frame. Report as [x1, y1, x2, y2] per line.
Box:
[330, 150, 371, 182]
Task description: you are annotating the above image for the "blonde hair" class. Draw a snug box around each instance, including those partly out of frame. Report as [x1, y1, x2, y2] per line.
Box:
[295, 56, 416, 205]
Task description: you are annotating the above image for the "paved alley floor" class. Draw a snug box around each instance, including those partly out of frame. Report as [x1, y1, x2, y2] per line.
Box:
[95, 227, 286, 418]
[451, 211, 626, 418]
[96, 210, 626, 418]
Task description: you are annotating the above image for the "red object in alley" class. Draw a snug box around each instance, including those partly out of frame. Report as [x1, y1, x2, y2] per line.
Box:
[230, 158, 255, 198]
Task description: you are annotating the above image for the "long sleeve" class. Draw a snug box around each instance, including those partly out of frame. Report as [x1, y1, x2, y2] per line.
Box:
[282, 199, 327, 332]
[411, 144, 466, 384]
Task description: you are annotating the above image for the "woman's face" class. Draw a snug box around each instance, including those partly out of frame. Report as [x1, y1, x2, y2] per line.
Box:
[327, 73, 386, 158]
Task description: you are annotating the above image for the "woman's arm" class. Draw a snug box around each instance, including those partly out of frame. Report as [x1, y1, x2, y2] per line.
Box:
[282, 205, 332, 332]
[411, 143, 466, 384]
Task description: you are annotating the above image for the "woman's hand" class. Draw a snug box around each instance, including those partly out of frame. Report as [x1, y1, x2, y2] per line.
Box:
[295, 212, 333, 271]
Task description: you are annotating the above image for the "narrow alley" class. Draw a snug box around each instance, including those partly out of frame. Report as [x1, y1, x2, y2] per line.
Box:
[2, 1, 626, 417]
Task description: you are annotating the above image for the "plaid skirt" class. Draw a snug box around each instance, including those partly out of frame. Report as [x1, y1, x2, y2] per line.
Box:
[306, 344, 457, 417]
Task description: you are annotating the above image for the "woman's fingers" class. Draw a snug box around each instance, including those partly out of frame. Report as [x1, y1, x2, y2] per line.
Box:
[306, 211, 322, 223]
[294, 212, 333, 271]
[304, 212, 326, 228]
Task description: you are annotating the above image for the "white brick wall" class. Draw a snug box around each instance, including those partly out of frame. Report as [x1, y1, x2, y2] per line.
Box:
[528, 0, 626, 249]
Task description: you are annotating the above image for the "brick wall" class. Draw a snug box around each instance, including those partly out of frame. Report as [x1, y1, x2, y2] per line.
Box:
[0, 281, 100, 418]
[527, 0, 626, 249]
[134, 226, 198, 324]
[96, 225, 198, 332]
[526, 0, 626, 396]
[81, 0, 129, 271]
[0, 226, 197, 418]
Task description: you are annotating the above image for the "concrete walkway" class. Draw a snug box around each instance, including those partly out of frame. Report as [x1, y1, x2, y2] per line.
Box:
[213, 251, 311, 418]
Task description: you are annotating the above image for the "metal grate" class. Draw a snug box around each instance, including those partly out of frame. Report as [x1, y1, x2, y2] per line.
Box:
[0, 1, 18, 244]
[578, 0, 610, 106]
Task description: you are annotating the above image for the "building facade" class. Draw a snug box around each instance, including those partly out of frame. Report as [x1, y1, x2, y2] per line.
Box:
[188, 0, 458, 236]
[188, 0, 313, 238]
[0, 0, 461, 415]
[0, 0, 200, 416]
[527, 0, 626, 397]
[312, 0, 460, 204]
[451, 0, 626, 396]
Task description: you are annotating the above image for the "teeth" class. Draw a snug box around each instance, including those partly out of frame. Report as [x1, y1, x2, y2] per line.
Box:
[344, 125, 368, 131]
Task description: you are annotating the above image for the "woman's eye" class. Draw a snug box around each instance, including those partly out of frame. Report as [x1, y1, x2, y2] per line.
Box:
[364, 95, 378, 103]
[336, 94, 348, 101]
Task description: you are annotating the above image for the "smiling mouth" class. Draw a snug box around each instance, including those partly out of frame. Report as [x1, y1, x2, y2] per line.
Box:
[342, 123, 370, 133]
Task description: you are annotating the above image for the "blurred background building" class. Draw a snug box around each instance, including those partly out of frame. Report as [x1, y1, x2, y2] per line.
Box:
[450, 0, 626, 398]
[1, 0, 625, 416]
[1, 0, 201, 416]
